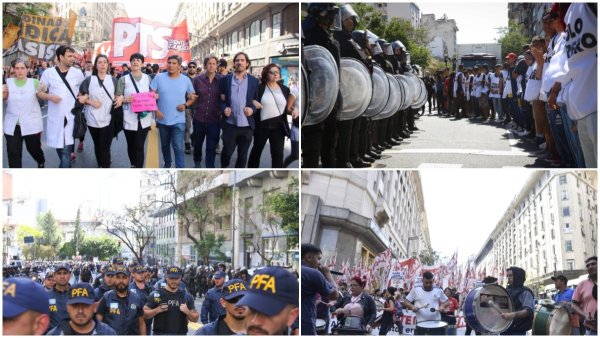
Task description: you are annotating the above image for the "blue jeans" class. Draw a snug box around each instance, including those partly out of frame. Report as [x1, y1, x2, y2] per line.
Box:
[547, 104, 576, 167]
[492, 98, 503, 121]
[56, 145, 74, 168]
[577, 111, 597, 168]
[157, 123, 186, 168]
[192, 120, 220, 168]
[507, 96, 522, 126]
[559, 103, 585, 168]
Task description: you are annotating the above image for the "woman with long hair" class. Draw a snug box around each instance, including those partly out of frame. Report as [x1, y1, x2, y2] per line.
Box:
[247, 63, 292, 168]
[78, 54, 118, 167]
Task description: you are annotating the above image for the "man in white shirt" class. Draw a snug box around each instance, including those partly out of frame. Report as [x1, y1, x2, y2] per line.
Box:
[403, 272, 449, 323]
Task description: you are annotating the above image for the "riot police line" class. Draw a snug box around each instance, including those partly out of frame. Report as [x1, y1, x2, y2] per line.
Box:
[301, 3, 428, 168]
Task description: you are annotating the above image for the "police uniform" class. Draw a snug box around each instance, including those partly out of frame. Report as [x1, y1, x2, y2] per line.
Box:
[195, 279, 249, 335]
[200, 277, 226, 324]
[47, 285, 70, 331]
[130, 266, 153, 335]
[145, 287, 196, 335]
[302, 4, 341, 168]
[46, 318, 117, 335]
[97, 289, 144, 334]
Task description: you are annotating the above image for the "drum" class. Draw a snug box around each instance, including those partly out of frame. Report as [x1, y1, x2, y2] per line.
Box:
[316, 318, 327, 334]
[331, 315, 367, 335]
[533, 304, 572, 335]
[414, 320, 448, 335]
[464, 284, 514, 334]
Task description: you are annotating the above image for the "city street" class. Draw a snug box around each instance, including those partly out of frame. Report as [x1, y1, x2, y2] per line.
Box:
[2, 106, 297, 168]
[374, 108, 551, 168]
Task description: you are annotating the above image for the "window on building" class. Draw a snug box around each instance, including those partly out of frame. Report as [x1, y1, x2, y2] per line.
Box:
[245, 26, 250, 46]
[282, 4, 299, 35]
[559, 175, 567, 185]
[250, 20, 259, 45]
[319, 228, 339, 264]
[562, 191, 568, 200]
[562, 207, 570, 217]
[565, 240, 573, 252]
[566, 259, 575, 270]
[260, 19, 267, 42]
[272, 13, 281, 37]
[231, 31, 238, 50]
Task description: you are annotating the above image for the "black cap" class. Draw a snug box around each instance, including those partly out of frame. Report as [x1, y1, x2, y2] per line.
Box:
[551, 275, 568, 283]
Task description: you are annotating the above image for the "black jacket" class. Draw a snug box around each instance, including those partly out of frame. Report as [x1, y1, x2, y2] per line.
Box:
[333, 292, 378, 326]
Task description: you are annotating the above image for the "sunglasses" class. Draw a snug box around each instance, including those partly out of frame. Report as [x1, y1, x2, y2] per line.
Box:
[189, 66, 197, 68]
[269, 71, 280, 76]
[226, 296, 243, 304]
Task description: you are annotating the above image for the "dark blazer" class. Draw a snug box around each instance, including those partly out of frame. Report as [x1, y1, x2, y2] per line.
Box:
[256, 82, 291, 129]
[219, 73, 259, 130]
[333, 292, 378, 326]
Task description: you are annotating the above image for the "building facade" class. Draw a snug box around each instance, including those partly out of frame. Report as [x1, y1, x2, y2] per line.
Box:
[173, 2, 299, 85]
[301, 171, 432, 271]
[508, 3, 552, 40]
[372, 3, 421, 28]
[53, 2, 127, 48]
[474, 171, 597, 294]
[422, 14, 458, 61]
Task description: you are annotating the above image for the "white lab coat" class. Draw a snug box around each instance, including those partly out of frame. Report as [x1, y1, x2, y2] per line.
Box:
[3, 78, 43, 136]
[39, 67, 84, 148]
[122, 73, 153, 131]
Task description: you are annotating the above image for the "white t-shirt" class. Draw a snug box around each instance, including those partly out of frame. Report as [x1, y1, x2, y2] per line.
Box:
[260, 86, 287, 121]
[524, 63, 542, 102]
[501, 70, 512, 98]
[406, 286, 448, 322]
[489, 73, 503, 98]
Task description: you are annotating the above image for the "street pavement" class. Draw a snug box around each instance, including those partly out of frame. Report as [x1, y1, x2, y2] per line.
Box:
[372, 108, 554, 168]
[3, 105, 298, 169]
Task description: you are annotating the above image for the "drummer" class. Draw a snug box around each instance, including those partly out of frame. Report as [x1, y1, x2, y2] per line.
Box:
[331, 276, 378, 332]
[552, 274, 580, 335]
[500, 266, 535, 335]
[403, 272, 450, 324]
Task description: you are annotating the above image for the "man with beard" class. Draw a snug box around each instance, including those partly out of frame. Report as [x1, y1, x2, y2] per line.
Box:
[96, 266, 145, 335]
[47, 264, 72, 332]
[3, 277, 50, 335]
[46, 283, 116, 335]
[237, 267, 299, 335]
[201, 271, 227, 324]
[195, 279, 249, 335]
[403, 271, 449, 323]
[219, 51, 259, 168]
[572, 256, 597, 335]
[500, 266, 534, 335]
[94, 267, 115, 302]
[184, 61, 199, 155]
[144, 266, 199, 335]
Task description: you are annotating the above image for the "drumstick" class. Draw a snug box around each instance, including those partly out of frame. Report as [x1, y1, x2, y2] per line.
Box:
[487, 300, 504, 315]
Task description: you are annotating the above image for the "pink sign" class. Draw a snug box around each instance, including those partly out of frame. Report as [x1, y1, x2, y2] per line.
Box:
[131, 92, 157, 112]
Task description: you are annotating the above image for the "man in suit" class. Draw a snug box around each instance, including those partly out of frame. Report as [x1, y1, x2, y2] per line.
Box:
[219, 52, 259, 168]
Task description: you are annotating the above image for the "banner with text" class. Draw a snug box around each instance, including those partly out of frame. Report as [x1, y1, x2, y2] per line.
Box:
[111, 17, 191, 66]
[3, 11, 77, 60]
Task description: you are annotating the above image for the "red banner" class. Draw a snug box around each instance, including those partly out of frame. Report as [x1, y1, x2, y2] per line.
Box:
[111, 18, 191, 66]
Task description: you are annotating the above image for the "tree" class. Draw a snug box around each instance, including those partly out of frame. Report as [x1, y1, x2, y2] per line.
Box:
[2, 3, 52, 28]
[497, 19, 530, 59]
[72, 207, 85, 255]
[241, 177, 299, 266]
[98, 203, 156, 264]
[58, 242, 76, 260]
[419, 250, 440, 266]
[36, 211, 62, 259]
[152, 171, 228, 265]
[80, 236, 120, 260]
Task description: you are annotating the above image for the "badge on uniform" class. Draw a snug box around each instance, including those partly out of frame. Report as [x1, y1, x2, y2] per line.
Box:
[110, 302, 119, 309]
[130, 304, 137, 310]
[49, 299, 56, 305]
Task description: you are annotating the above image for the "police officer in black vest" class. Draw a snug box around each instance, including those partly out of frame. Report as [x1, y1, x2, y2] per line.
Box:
[302, 3, 341, 168]
[94, 266, 115, 302]
[144, 265, 199, 335]
[96, 266, 146, 335]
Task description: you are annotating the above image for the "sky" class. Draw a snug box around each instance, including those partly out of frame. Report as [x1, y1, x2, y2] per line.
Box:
[420, 169, 531, 264]
[417, 2, 509, 44]
[7, 170, 142, 220]
[123, 2, 179, 24]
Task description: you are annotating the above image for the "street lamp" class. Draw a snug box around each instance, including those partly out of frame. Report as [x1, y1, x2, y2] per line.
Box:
[407, 236, 419, 258]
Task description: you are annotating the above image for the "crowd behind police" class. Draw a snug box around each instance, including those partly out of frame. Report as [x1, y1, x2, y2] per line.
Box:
[3, 258, 300, 335]
[302, 242, 597, 336]
[302, 3, 424, 169]
[3, 45, 300, 168]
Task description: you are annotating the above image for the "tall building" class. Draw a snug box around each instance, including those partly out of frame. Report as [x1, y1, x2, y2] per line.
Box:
[372, 3, 421, 28]
[173, 2, 299, 84]
[53, 2, 128, 48]
[422, 14, 458, 60]
[474, 171, 597, 294]
[508, 3, 552, 39]
[301, 171, 432, 271]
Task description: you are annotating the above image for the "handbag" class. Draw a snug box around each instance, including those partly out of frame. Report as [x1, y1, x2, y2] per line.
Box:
[267, 85, 291, 138]
[98, 76, 124, 138]
[56, 67, 87, 139]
